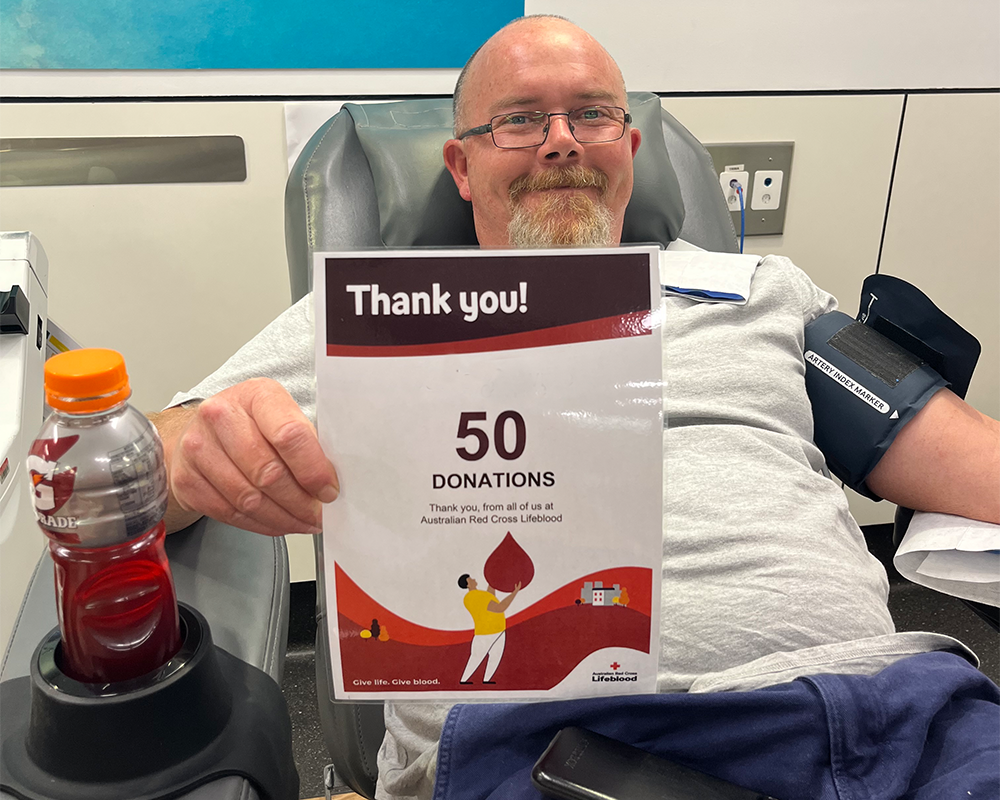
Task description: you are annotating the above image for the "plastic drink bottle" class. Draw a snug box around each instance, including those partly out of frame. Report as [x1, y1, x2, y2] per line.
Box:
[27, 348, 181, 684]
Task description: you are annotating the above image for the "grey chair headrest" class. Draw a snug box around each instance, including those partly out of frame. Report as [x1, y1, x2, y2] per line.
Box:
[347, 91, 685, 248]
[347, 100, 478, 247]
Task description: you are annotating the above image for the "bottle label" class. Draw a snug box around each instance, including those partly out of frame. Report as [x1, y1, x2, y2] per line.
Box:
[28, 427, 168, 544]
[27, 435, 81, 536]
[109, 427, 168, 537]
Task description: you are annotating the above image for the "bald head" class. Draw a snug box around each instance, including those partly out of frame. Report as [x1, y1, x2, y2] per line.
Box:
[442, 16, 640, 248]
[453, 16, 628, 137]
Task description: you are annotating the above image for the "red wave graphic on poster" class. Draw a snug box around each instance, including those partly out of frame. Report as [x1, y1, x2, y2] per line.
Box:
[326, 311, 653, 358]
[338, 604, 651, 692]
[334, 562, 652, 647]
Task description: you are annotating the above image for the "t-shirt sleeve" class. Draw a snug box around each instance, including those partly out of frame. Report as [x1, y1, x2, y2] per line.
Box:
[770, 255, 840, 325]
[166, 293, 317, 422]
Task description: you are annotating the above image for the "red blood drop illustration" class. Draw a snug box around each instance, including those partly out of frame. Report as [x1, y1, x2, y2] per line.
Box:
[483, 532, 534, 592]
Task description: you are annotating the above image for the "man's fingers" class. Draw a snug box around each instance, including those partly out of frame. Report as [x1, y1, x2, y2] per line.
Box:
[248, 388, 339, 502]
[177, 451, 322, 536]
[199, 395, 325, 529]
[164, 378, 339, 536]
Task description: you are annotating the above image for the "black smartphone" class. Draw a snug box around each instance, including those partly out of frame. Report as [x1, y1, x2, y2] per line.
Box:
[531, 727, 781, 800]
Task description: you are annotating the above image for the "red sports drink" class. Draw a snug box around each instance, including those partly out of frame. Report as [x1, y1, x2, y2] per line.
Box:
[28, 348, 181, 684]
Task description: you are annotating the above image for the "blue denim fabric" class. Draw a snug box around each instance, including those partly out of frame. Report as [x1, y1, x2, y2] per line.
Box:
[432, 651, 999, 800]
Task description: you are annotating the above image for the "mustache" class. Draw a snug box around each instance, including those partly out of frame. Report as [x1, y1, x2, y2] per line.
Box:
[508, 166, 610, 203]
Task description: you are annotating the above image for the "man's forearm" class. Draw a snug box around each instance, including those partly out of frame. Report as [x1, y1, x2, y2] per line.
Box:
[491, 592, 518, 614]
[148, 403, 204, 533]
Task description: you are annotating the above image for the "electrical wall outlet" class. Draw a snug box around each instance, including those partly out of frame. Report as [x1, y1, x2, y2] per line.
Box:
[751, 170, 784, 211]
[705, 143, 794, 237]
[719, 170, 749, 212]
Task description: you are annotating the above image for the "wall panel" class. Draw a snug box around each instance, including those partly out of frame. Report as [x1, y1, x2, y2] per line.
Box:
[663, 95, 903, 307]
[880, 93, 999, 422]
[1, 102, 291, 413]
[538, 0, 999, 93]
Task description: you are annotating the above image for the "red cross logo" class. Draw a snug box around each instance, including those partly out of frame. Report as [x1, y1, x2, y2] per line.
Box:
[610, 662, 620, 671]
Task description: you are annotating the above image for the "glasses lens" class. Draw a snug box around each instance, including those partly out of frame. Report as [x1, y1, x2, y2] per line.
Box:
[491, 112, 549, 148]
[569, 107, 627, 143]
[490, 108, 627, 148]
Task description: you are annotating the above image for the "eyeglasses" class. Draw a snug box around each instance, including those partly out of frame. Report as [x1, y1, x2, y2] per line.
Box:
[458, 106, 632, 149]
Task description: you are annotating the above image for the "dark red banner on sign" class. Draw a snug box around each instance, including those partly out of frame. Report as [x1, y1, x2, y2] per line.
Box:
[326, 311, 654, 357]
[323, 250, 655, 352]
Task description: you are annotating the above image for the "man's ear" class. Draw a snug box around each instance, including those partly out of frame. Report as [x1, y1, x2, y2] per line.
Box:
[443, 138, 473, 202]
[629, 127, 642, 159]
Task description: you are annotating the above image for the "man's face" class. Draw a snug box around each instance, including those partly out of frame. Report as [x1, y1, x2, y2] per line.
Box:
[466, 577, 479, 591]
[444, 22, 641, 248]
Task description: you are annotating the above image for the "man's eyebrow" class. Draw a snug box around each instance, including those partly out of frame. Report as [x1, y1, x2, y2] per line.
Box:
[574, 91, 620, 105]
[489, 96, 541, 115]
[488, 91, 621, 116]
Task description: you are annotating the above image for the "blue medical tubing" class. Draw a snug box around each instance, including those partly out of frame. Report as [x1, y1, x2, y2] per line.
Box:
[735, 182, 745, 253]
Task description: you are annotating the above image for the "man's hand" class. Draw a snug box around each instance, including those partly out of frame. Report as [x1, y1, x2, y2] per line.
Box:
[150, 378, 339, 536]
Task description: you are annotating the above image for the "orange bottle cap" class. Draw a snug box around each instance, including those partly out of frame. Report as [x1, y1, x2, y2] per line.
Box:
[45, 348, 131, 413]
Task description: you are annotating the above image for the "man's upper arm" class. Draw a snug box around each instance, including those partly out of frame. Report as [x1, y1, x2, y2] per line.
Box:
[866, 388, 1000, 524]
[802, 272, 990, 520]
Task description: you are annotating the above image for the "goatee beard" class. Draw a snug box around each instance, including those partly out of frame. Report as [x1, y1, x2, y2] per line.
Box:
[506, 166, 616, 248]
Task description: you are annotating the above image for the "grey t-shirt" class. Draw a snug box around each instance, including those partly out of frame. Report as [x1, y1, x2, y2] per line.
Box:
[171, 253, 973, 800]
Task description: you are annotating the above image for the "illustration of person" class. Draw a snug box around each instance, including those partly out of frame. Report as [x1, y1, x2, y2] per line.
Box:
[457, 574, 520, 685]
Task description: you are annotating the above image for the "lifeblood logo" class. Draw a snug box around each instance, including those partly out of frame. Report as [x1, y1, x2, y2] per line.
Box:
[27, 435, 80, 530]
[591, 661, 637, 682]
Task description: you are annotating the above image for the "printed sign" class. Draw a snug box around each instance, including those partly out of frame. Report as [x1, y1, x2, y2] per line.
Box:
[316, 248, 663, 701]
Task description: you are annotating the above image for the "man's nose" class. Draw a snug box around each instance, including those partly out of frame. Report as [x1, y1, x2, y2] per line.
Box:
[538, 114, 579, 161]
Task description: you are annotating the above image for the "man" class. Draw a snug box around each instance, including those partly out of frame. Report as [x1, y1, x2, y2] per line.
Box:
[457, 575, 521, 685]
[154, 15, 999, 800]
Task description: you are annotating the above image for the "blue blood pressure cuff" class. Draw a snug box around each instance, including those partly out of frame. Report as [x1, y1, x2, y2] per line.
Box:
[804, 274, 981, 500]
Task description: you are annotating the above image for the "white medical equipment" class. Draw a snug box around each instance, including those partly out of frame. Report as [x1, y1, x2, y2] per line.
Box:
[0, 232, 50, 654]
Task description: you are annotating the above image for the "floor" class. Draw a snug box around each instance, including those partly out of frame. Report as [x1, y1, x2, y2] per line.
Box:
[281, 523, 999, 799]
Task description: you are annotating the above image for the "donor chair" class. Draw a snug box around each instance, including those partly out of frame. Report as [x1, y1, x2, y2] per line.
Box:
[283, 91, 738, 798]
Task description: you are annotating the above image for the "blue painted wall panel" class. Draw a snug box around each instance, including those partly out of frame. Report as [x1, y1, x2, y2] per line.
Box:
[1, 1, 523, 69]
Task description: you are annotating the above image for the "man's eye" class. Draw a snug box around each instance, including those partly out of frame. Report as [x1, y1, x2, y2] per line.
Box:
[580, 109, 601, 120]
[499, 113, 544, 127]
